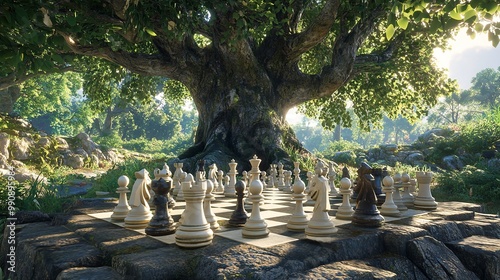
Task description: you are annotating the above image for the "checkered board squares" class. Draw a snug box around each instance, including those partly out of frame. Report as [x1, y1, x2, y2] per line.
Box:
[87, 189, 429, 248]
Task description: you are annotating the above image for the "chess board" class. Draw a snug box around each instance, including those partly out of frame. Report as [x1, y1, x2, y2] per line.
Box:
[88, 188, 428, 248]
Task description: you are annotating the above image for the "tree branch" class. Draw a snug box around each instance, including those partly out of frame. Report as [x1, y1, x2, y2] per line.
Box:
[59, 32, 182, 80]
[352, 32, 405, 73]
[317, 5, 387, 97]
[0, 66, 75, 91]
[285, 0, 341, 61]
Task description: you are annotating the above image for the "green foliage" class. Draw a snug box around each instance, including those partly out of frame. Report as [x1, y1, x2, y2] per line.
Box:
[471, 67, 500, 108]
[434, 164, 500, 205]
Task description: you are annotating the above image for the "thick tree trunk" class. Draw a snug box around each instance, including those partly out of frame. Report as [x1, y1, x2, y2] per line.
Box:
[0, 86, 21, 114]
[334, 123, 342, 141]
[177, 67, 304, 172]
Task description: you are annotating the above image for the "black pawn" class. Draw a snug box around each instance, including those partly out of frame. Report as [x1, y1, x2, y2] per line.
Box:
[146, 178, 177, 236]
[372, 167, 386, 204]
[228, 180, 248, 227]
[352, 162, 384, 227]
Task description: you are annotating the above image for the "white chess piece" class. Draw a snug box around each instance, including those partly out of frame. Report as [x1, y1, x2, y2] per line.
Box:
[336, 177, 355, 220]
[204, 178, 220, 230]
[225, 159, 238, 197]
[287, 162, 309, 231]
[401, 173, 415, 207]
[216, 169, 225, 193]
[174, 162, 185, 201]
[277, 162, 285, 190]
[305, 161, 337, 237]
[380, 175, 400, 217]
[304, 171, 316, 206]
[175, 173, 213, 248]
[414, 171, 437, 210]
[208, 163, 219, 190]
[111, 175, 131, 221]
[392, 173, 408, 211]
[328, 162, 339, 196]
[283, 170, 293, 193]
[125, 169, 153, 229]
[261, 171, 268, 189]
[242, 155, 269, 238]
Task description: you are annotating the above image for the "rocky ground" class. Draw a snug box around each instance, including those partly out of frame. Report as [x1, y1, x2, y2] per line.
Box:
[1, 201, 499, 280]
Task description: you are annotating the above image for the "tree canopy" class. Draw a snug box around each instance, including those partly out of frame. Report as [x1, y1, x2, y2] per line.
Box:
[1, 0, 499, 169]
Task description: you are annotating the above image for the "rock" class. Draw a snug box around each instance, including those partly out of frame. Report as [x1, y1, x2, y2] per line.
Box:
[90, 154, 99, 167]
[64, 153, 85, 169]
[364, 254, 428, 280]
[0, 168, 12, 176]
[406, 152, 425, 163]
[380, 144, 398, 154]
[104, 149, 118, 163]
[419, 128, 453, 143]
[10, 159, 24, 168]
[93, 148, 106, 161]
[56, 267, 123, 280]
[442, 155, 464, 170]
[15, 211, 51, 224]
[12, 136, 34, 160]
[74, 147, 89, 158]
[0, 154, 8, 169]
[290, 260, 398, 279]
[407, 236, 478, 280]
[0, 132, 10, 159]
[55, 137, 69, 150]
[421, 221, 464, 242]
[76, 132, 99, 155]
[37, 137, 51, 148]
[12, 168, 48, 184]
[446, 235, 500, 280]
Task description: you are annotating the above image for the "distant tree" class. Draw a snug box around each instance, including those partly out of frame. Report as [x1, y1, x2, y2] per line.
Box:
[471, 67, 500, 109]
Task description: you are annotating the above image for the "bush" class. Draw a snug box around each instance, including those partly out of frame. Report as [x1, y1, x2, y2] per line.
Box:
[434, 164, 500, 207]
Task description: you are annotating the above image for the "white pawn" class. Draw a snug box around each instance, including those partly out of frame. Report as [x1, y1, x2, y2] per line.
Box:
[283, 170, 293, 193]
[172, 162, 182, 197]
[174, 162, 185, 201]
[224, 175, 230, 190]
[304, 171, 316, 206]
[277, 162, 285, 190]
[242, 171, 249, 186]
[175, 173, 213, 248]
[336, 177, 355, 220]
[401, 173, 415, 208]
[305, 160, 337, 237]
[204, 178, 220, 230]
[111, 175, 131, 221]
[392, 173, 408, 211]
[225, 159, 237, 197]
[124, 169, 153, 229]
[268, 164, 277, 188]
[216, 169, 225, 193]
[261, 171, 268, 189]
[242, 155, 269, 238]
[380, 175, 401, 217]
[328, 162, 339, 196]
[287, 162, 309, 231]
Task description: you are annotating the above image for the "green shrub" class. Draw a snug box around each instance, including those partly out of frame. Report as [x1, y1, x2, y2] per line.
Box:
[434, 165, 500, 208]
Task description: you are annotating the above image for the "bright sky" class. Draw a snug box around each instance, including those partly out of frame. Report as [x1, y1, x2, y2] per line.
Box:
[286, 28, 500, 125]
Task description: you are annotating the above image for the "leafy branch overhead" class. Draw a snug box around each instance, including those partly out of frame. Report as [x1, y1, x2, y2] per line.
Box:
[0, 0, 499, 138]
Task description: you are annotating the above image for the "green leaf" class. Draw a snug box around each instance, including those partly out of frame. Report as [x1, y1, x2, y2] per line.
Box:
[449, 9, 462, 21]
[67, 15, 77, 27]
[145, 28, 157, 36]
[489, 31, 499, 47]
[51, 54, 64, 64]
[463, 9, 477, 21]
[429, 18, 441, 33]
[397, 17, 409, 30]
[386, 24, 395, 40]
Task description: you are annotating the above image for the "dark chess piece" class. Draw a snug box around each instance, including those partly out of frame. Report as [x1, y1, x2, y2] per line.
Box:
[145, 178, 177, 236]
[228, 180, 248, 227]
[352, 162, 384, 227]
[372, 167, 386, 204]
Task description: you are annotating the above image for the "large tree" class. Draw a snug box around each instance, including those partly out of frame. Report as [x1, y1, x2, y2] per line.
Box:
[1, 0, 499, 170]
